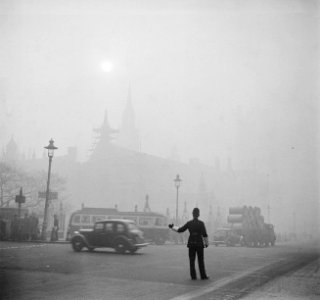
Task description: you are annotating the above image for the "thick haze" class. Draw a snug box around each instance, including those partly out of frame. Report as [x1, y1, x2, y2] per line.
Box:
[0, 1, 319, 233]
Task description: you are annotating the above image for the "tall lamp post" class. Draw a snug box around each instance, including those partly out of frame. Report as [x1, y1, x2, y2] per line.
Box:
[41, 139, 58, 241]
[174, 174, 182, 224]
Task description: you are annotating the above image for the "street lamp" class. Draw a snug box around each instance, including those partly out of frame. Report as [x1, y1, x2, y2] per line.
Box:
[174, 174, 182, 224]
[41, 139, 58, 241]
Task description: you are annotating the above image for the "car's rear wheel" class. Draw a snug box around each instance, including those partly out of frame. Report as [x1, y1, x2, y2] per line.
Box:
[72, 237, 84, 252]
[115, 240, 127, 254]
[129, 247, 138, 254]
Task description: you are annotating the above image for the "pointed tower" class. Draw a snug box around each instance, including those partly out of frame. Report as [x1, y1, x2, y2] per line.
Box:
[116, 85, 140, 152]
[90, 109, 118, 159]
[4, 136, 19, 162]
[182, 201, 188, 222]
[143, 194, 151, 213]
[0, 79, 11, 149]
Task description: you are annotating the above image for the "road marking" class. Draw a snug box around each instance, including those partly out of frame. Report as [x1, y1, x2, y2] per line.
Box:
[169, 266, 265, 300]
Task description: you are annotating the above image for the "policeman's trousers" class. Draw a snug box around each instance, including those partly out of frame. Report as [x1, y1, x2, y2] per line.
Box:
[188, 247, 207, 279]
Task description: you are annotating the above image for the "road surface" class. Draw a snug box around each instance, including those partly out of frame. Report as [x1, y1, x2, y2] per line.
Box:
[0, 241, 318, 299]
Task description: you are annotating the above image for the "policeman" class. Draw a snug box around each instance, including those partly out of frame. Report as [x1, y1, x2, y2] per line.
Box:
[169, 207, 209, 280]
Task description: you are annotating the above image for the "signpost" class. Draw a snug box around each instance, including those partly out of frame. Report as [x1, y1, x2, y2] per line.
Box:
[15, 187, 26, 217]
[38, 191, 58, 200]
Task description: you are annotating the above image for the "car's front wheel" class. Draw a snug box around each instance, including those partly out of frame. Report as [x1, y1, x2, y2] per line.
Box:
[72, 237, 84, 252]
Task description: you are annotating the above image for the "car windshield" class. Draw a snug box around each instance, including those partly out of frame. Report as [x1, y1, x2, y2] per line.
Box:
[128, 223, 139, 231]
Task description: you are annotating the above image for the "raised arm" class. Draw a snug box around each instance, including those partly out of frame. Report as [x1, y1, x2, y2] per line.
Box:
[168, 222, 188, 233]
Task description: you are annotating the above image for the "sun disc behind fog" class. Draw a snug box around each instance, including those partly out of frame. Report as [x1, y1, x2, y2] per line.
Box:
[101, 61, 113, 72]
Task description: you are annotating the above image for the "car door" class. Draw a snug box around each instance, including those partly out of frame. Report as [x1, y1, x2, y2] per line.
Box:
[93, 222, 106, 246]
[103, 222, 115, 247]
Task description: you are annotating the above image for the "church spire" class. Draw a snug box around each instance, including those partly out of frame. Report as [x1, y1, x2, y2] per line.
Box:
[116, 85, 140, 152]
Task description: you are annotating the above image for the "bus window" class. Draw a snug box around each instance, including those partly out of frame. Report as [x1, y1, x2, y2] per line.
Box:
[139, 217, 154, 226]
[92, 215, 105, 223]
[126, 217, 137, 223]
[81, 215, 90, 224]
[73, 215, 81, 224]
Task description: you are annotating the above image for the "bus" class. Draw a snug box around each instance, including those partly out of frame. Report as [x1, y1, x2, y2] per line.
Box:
[66, 207, 169, 245]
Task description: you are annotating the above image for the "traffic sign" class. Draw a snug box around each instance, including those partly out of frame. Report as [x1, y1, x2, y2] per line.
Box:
[38, 191, 58, 200]
[15, 195, 25, 203]
[15, 188, 26, 204]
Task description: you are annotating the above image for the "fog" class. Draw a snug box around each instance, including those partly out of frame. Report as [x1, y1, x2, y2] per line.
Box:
[0, 1, 319, 237]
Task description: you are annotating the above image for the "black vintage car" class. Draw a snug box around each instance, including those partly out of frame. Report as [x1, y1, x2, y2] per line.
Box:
[71, 219, 149, 254]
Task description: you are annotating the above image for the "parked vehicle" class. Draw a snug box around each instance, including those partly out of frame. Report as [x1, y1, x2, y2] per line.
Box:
[66, 206, 169, 245]
[228, 206, 276, 247]
[212, 228, 243, 247]
[71, 219, 149, 254]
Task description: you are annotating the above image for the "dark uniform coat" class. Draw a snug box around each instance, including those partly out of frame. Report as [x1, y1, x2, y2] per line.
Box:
[177, 219, 208, 248]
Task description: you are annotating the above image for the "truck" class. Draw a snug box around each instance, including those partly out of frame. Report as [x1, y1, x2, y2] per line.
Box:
[227, 206, 276, 247]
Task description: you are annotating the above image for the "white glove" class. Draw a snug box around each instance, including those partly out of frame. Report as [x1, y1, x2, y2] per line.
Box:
[172, 226, 179, 232]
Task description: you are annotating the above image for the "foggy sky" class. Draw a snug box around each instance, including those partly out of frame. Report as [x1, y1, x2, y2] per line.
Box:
[0, 1, 319, 231]
[0, 0, 317, 163]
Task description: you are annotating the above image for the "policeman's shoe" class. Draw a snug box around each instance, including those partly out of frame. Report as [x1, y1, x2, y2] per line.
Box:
[201, 276, 210, 280]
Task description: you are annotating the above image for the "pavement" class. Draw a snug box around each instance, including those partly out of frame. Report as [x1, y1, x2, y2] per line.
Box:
[173, 249, 320, 300]
[241, 257, 320, 300]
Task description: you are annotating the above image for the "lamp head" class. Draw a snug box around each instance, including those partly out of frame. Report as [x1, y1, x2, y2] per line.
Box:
[44, 139, 58, 157]
[174, 174, 181, 188]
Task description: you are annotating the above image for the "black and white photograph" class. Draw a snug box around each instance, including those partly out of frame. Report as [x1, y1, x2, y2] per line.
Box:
[0, 1, 319, 299]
